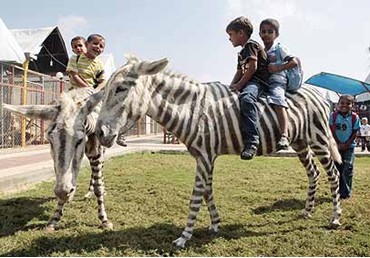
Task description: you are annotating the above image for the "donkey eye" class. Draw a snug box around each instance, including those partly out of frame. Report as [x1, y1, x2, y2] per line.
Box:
[75, 138, 83, 147]
[115, 86, 127, 94]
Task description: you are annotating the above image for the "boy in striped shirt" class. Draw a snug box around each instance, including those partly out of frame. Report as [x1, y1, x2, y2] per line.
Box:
[66, 34, 106, 90]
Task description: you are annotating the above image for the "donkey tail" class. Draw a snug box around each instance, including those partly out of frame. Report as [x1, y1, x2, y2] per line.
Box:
[329, 133, 342, 164]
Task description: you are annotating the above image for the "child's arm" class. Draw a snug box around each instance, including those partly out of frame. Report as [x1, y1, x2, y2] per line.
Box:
[268, 57, 298, 73]
[338, 129, 358, 151]
[230, 70, 242, 85]
[69, 71, 89, 88]
[339, 116, 361, 150]
[230, 59, 257, 91]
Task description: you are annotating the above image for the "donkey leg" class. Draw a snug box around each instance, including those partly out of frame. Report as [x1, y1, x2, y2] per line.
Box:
[84, 176, 95, 199]
[86, 136, 113, 229]
[173, 158, 212, 248]
[84, 174, 107, 199]
[45, 200, 67, 230]
[311, 144, 341, 227]
[204, 167, 220, 233]
[292, 143, 320, 218]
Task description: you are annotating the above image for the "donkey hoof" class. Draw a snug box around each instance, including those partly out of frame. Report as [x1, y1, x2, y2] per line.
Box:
[45, 225, 55, 231]
[301, 210, 312, 219]
[172, 237, 186, 249]
[101, 221, 114, 230]
[328, 219, 341, 229]
[209, 224, 220, 234]
[84, 191, 94, 199]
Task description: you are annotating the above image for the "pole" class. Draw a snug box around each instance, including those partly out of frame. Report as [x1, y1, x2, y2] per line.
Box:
[21, 55, 30, 146]
[0, 63, 3, 147]
[59, 78, 64, 93]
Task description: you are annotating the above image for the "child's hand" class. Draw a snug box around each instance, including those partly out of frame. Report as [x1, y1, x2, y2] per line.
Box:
[337, 143, 349, 151]
[230, 83, 241, 92]
[268, 64, 282, 73]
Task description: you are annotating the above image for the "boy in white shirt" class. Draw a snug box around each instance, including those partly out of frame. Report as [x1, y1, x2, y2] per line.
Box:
[359, 117, 370, 152]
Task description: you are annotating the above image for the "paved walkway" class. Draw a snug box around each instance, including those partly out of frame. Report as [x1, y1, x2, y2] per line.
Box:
[0, 134, 187, 193]
[0, 134, 369, 193]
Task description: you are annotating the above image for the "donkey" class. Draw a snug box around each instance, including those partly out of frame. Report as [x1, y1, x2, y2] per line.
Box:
[96, 56, 341, 248]
[3, 88, 113, 230]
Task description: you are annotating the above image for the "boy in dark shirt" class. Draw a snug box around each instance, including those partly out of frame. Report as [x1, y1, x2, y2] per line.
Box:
[226, 16, 270, 160]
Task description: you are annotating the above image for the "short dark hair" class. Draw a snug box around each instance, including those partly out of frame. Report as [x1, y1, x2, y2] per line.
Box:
[339, 94, 355, 104]
[260, 18, 280, 33]
[70, 36, 86, 45]
[87, 34, 105, 42]
[226, 16, 253, 38]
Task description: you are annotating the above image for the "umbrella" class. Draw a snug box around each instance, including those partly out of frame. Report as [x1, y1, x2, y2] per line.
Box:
[305, 72, 370, 97]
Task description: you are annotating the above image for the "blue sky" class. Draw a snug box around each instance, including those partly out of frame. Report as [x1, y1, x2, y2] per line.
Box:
[2, 0, 370, 84]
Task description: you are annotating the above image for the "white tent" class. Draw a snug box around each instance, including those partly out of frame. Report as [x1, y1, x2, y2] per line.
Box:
[358, 72, 370, 102]
[309, 85, 339, 103]
[99, 53, 116, 78]
[11, 26, 56, 60]
[356, 92, 370, 102]
[10, 26, 68, 75]
[0, 17, 25, 63]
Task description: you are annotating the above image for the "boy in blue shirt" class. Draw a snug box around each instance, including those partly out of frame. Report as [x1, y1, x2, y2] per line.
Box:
[329, 95, 360, 199]
[226, 16, 270, 160]
[259, 18, 300, 151]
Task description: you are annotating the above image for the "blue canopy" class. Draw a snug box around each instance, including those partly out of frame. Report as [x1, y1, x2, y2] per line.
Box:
[305, 72, 370, 96]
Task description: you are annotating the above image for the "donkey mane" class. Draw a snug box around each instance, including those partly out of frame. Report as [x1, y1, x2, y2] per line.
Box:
[163, 69, 200, 85]
[57, 88, 98, 127]
[124, 54, 200, 85]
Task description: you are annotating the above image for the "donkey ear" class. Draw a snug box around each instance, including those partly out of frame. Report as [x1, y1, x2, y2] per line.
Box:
[139, 58, 169, 75]
[2, 104, 59, 121]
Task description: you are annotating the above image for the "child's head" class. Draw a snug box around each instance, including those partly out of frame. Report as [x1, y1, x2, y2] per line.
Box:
[85, 34, 106, 59]
[259, 18, 279, 46]
[70, 36, 86, 55]
[226, 16, 253, 47]
[361, 117, 368, 125]
[337, 94, 354, 114]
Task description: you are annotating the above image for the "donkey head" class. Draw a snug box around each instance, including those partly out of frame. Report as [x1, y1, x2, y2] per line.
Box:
[96, 55, 169, 147]
[3, 89, 104, 202]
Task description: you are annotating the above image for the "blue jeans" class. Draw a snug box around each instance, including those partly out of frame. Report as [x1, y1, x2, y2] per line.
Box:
[335, 147, 355, 198]
[239, 79, 263, 148]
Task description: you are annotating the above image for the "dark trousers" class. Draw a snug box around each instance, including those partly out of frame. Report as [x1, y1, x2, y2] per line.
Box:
[238, 80, 263, 148]
[335, 147, 355, 198]
[360, 136, 370, 151]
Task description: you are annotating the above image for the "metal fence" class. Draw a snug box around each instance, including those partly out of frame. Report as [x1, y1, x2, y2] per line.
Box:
[0, 62, 163, 150]
[0, 62, 61, 148]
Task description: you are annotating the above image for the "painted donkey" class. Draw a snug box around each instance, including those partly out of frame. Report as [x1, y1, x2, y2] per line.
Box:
[96, 56, 341, 248]
[3, 88, 113, 230]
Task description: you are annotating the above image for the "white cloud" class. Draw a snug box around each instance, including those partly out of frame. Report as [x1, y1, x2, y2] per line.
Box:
[57, 15, 89, 53]
[226, 0, 296, 24]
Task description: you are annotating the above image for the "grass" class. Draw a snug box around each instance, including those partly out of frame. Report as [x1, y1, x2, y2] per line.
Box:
[1, 153, 370, 256]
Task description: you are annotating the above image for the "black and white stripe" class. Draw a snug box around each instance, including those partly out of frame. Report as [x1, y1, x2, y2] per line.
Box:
[97, 57, 341, 248]
[3, 88, 111, 230]
[45, 88, 112, 230]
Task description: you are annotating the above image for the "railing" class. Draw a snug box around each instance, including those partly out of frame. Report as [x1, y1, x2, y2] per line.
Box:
[0, 62, 61, 149]
[0, 62, 163, 150]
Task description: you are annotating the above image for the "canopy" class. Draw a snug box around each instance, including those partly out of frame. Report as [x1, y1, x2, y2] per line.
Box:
[11, 26, 68, 75]
[99, 54, 116, 78]
[0, 17, 25, 63]
[305, 72, 370, 96]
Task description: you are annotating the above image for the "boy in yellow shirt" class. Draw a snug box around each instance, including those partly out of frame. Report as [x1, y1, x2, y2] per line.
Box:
[66, 34, 106, 90]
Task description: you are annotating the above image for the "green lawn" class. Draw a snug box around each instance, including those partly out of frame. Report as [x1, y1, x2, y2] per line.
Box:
[1, 153, 370, 256]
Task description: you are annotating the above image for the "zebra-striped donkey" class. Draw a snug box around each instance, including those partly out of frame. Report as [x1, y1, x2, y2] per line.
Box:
[3, 88, 113, 230]
[96, 56, 342, 248]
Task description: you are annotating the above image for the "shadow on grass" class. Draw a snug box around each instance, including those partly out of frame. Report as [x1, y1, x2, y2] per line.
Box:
[252, 196, 332, 214]
[0, 196, 53, 237]
[1, 222, 314, 256]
